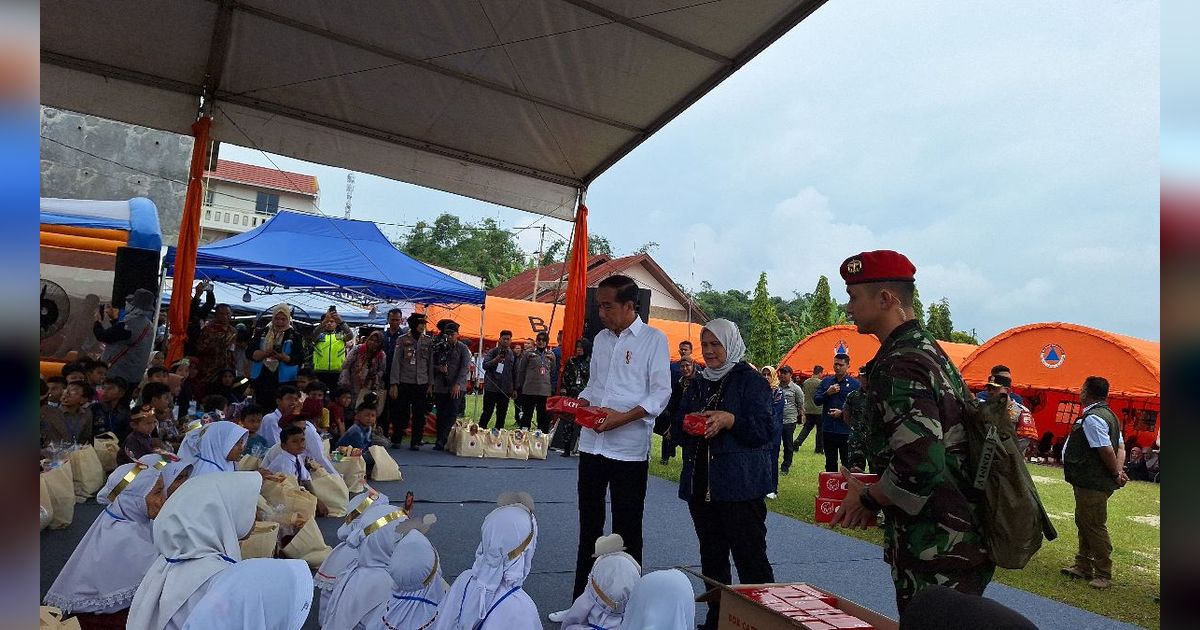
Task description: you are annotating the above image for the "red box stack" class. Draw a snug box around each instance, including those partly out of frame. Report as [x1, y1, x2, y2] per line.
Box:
[815, 472, 880, 526]
[732, 584, 876, 629]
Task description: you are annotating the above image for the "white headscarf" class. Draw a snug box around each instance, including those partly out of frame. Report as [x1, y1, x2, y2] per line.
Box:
[180, 559, 312, 630]
[559, 551, 641, 630]
[160, 461, 194, 498]
[431, 503, 540, 630]
[365, 530, 448, 630]
[178, 424, 205, 462]
[316, 501, 402, 625]
[44, 462, 162, 613]
[701, 319, 747, 381]
[127, 471, 262, 630]
[190, 421, 248, 476]
[338, 489, 390, 542]
[618, 569, 696, 630]
[324, 508, 422, 630]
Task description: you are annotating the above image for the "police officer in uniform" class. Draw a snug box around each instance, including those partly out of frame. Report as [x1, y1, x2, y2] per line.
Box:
[388, 312, 433, 450]
[830, 250, 993, 615]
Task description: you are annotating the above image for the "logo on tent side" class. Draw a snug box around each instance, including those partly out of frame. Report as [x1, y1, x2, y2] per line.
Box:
[834, 341, 849, 357]
[1040, 343, 1066, 369]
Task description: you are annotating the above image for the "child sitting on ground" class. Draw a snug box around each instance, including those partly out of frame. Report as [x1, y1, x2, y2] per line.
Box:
[336, 402, 378, 475]
[329, 387, 353, 439]
[267, 425, 330, 517]
[119, 406, 162, 464]
[303, 381, 331, 433]
[239, 404, 269, 458]
[558, 534, 642, 630]
[140, 382, 178, 450]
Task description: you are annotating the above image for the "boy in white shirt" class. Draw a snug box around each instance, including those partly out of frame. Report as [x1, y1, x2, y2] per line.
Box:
[267, 425, 330, 517]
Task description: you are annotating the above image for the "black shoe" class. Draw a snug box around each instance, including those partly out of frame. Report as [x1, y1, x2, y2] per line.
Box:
[781, 468, 790, 475]
[815, 450, 824, 455]
[409, 445, 421, 451]
[432, 444, 445, 451]
[560, 451, 573, 457]
[391, 442, 404, 449]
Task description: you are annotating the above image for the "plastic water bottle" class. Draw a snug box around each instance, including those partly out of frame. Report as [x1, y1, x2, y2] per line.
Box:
[188, 400, 198, 417]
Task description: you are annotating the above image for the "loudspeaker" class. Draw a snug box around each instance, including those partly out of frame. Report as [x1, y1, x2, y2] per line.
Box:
[111, 246, 162, 307]
[583, 287, 651, 340]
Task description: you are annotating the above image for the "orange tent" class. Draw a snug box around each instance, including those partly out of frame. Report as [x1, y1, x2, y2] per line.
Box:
[959, 322, 1160, 444]
[421, 295, 703, 361]
[779, 325, 976, 377]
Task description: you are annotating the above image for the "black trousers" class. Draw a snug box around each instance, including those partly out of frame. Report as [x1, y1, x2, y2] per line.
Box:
[314, 370, 340, 392]
[519, 394, 550, 433]
[795, 413, 824, 452]
[781, 422, 797, 471]
[478, 390, 510, 429]
[555, 416, 581, 454]
[574, 453, 648, 598]
[433, 392, 457, 448]
[390, 383, 429, 447]
[689, 498, 775, 630]
[823, 432, 850, 472]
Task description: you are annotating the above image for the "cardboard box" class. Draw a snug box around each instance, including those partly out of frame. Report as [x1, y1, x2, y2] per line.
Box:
[814, 497, 878, 527]
[817, 472, 880, 500]
[695, 574, 896, 630]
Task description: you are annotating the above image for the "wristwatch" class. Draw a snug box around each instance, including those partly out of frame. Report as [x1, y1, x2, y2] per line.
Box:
[859, 484, 882, 512]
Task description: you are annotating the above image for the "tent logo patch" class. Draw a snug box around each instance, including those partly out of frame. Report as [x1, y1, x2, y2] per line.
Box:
[834, 341, 849, 356]
[1040, 343, 1066, 369]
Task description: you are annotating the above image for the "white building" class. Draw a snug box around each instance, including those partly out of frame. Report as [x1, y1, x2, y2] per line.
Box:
[199, 159, 320, 243]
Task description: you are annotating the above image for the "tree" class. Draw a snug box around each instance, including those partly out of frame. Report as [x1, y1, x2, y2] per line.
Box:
[950, 330, 980, 345]
[926, 298, 954, 341]
[539, 240, 566, 267]
[396, 213, 530, 289]
[807, 276, 837, 331]
[588, 234, 613, 257]
[748, 272, 780, 366]
[912, 287, 926, 327]
[694, 281, 752, 333]
[633, 241, 660, 255]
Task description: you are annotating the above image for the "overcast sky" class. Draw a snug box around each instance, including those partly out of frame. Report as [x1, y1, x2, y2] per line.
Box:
[221, 0, 1160, 342]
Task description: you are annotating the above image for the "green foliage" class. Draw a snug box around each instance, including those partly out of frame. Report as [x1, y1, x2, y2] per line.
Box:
[926, 298, 954, 341]
[912, 287, 926, 327]
[633, 241, 660, 255]
[589, 234, 613, 257]
[539, 240, 567, 267]
[748, 272, 781, 365]
[950, 330, 980, 345]
[396, 213, 529, 289]
[693, 281, 751, 333]
[807, 276, 838, 331]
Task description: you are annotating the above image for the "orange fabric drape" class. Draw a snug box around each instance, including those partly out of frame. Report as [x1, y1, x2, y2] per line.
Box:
[165, 116, 213, 365]
[559, 203, 589, 392]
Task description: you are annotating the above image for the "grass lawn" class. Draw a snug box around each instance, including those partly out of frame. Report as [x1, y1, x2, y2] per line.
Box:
[646, 434, 1161, 629]
[453, 395, 1160, 627]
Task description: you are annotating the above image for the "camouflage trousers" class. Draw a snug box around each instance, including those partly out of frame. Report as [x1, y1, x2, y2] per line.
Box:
[891, 561, 996, 615]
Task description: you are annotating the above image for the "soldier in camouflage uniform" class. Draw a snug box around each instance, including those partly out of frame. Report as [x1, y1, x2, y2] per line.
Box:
[830, 250, 993, 615]
[845, 362, 882, 473]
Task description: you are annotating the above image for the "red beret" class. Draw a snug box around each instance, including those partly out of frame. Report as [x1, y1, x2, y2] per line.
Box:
[840, 250, 916, 285]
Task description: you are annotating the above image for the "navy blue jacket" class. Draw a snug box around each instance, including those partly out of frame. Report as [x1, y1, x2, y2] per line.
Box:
[674, 362, 778, 502]
[812, 374, 860, 435]
[337, 423, 373, 451]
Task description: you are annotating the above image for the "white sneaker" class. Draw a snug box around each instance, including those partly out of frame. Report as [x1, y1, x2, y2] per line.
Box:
[548, 609, 570, 623]
[766, 492, 778, 500]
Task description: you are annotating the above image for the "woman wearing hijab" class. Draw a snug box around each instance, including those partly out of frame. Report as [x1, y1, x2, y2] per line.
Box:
[315, 491, 392, 624]
[558, 534, 641, 630]
[189, 421, 248, 476]
[618, 569, 697, 629]
[194, 303, 238, 398]
[44, 462, 164, 629]
[364, 530, 449, 630]
[339, 330, 388, 415]
[127, 471, 262, 630]
[673, 319, 778, 630]
[660, 356, 697, 465]
[180, 558, 313, 630]
[247, 305, 305, 409]
[324, 509, 436, 630]
[431, 494, 540, 630]
[556, 338, 591, 457]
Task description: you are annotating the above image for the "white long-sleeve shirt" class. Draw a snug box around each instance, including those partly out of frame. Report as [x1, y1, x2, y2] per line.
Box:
[577, 317, 672, 462]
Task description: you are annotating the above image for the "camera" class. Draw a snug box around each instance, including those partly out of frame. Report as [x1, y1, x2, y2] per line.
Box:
[432, 332, 453, 372]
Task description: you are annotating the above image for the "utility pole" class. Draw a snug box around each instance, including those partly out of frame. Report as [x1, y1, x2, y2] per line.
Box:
[531, 224, 546, 301]
[343, 172, 355, 218]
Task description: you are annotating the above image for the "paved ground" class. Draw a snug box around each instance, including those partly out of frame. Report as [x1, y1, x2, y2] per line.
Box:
[41, 447, 1140, 629]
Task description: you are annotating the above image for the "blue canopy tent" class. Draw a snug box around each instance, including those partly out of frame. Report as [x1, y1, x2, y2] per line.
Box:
[164, 211, 485, 306]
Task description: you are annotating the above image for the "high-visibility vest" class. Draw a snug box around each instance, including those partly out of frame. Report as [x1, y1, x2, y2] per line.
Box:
[313, 333, 346, 372]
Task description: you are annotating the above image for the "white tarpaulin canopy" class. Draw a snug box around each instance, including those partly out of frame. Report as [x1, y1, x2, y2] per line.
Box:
[41, 0, 827, 220]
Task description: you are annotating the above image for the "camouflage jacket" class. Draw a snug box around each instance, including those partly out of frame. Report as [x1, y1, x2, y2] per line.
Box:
[845, 389, 880, 472]
[864, 320, 989, 573]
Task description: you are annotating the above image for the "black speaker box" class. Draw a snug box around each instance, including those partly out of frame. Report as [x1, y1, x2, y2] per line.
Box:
[111, 246, 162, 306]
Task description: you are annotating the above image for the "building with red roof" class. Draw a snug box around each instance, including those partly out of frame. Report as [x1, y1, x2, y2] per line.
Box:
[199, 159, 320, 242]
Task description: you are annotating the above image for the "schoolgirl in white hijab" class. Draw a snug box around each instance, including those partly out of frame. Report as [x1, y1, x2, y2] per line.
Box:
[559, 534, 642, 630]
[316, 497, 396, 625]
[127, 471, 261, 630]
[364, 530, 449, 630]
[188, 421, 248, 476]
[324, 509, 437, 630]
[430, 492, 540, 630]
[315, 490, 390, 592]
[179, 558, 313, 630]
[44, 462, 163, 618]
[618, 569, 697, 629]
[159, 460, 194, 498]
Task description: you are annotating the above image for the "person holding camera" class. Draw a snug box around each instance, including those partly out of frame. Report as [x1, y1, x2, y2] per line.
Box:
[388, 312, 433, 450]
[515, 331, 558, 433]
[430, 319, 471, 450]
[92, 288, 157, 390]
[246, 304, 306, 408]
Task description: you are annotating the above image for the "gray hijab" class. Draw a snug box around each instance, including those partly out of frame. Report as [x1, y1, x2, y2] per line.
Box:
[701, 319, 746, 381]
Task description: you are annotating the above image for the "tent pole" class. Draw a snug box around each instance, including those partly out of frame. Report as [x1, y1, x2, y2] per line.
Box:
[165, 116, 213, 365]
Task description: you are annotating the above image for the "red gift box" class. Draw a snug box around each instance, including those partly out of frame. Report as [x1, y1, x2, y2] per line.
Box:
[817, 472, 880, 500]
[782, 597, 839, 613]
[546, 396, 582, 413]
[574, 407, 606, 429]
[821, 614, 875, 629]
[790, 584, 838, 604]
[683, 412, 708, 436]
[815, 497, 878, 526]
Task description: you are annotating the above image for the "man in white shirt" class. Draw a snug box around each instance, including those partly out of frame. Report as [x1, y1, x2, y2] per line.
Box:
[548, 275, 671, 623]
